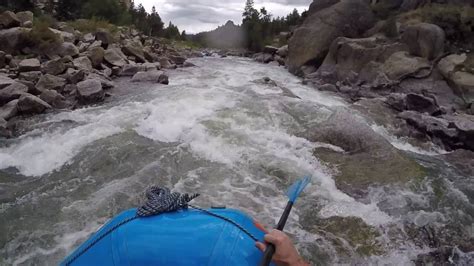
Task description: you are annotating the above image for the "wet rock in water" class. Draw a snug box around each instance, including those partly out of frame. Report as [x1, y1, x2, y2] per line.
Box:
[0, 74, 15, 89]
[309, 109, 425, 196]
[119, 64, 145, 77]
[0, 11, 21, 29]
[405, 93, 440, 115]
[401, 23, 445, 60]
[18, 58, 41, 72]
[385, 93, 407, 112]
[263, 46, 279, 54]
[142, 62, 161, 71]
[86, 46, 105, 69]
[0, 99, 18, 120]
[76, 79, 105, 104]
[169, 55, 186, 65]
[131, 70, 168, 84]
[73, 56, 93, 72]
[382, 51, 431, 81]
[440, 149, 474, 177]
[0, 82, 28, 104]
[277, 45, 289, 58]
[17, 94, 51, 114]
[42, 58, 68, 75]
[39, 89, 68, 108]
[158, 57, 175, 69]
[104, 47, 128, 67]
[36, 74, 66, 92]
[86, 73, 114, 89]
[183, 61, 195, 67]
[288, 0, 375, 73]
[300, 214, 383, 257]
[319, 83, 338, 92]
[58, 42, 79, 58]
[254, 53, 274, 64]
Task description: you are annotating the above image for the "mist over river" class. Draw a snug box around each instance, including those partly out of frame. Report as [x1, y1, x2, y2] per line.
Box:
[1, 57, 473, 265]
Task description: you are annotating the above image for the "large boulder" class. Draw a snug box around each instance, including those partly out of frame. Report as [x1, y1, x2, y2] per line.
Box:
[19, 71, 42, 83]
[309, 109, 425, 196]
[86, 73, 114, 89]
[401, 23, 445, 60]
[58, 42, 79, 57]
[17, 94, 51, 114]
[0, 11, 21, 29]
[18, 58, 41, 72]
[277, 45, 289, 58]
[104, 47, 127, 67]
[437, 54, 474, 104]
[131, 70, 168, 84]
[288, 0, 376, 73]
[382, 51, 431, 81]
[0, 82, 28, 105]
[158, 57, 175, 69]
[86, 46, 104, 68]
[95, 29, 113, 49]
[64, 68, 85, 84]
[169, 55, 186, 65]
[73, 56, 93, 72]
[39, 89, 68, 108]
[122, 40, 146, 63]
[0, 27, 29, 54]
[15, 11, 33, 27]
[0, 99, 18, 120]
[35, 74, 66, 92]
[42, 58, 68, 75]
[76, 79, 105, 104]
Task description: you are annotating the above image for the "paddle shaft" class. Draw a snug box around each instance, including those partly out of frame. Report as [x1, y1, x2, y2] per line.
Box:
[259, 201, 294, 266]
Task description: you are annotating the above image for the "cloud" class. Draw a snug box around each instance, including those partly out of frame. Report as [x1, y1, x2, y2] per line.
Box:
[134, 0, 312, 33]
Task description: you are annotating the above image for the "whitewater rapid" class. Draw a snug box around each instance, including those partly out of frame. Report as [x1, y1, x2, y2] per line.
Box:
[0, 57, 472, 265]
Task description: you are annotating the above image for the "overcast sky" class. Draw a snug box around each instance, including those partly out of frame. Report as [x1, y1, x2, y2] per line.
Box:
[134, 0, 312, 34]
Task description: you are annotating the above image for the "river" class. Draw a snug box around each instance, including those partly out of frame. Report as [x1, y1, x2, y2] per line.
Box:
[0, 57, 473, 265]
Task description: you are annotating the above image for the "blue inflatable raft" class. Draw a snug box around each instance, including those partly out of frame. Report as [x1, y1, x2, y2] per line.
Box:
[61, 207, 273, 266]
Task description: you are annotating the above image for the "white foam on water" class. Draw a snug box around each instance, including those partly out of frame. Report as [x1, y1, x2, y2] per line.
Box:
[371, 124, 449, 155]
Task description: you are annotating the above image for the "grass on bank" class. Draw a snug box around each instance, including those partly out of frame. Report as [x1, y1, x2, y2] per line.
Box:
[67, 18, 118, 34]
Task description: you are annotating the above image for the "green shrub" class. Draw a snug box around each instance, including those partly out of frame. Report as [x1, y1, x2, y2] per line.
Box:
[67, 18, 118, 34]
[26, 16, 61, 52]
[399, 4, 474, 42]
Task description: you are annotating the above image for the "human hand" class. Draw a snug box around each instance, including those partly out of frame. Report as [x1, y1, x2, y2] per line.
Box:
[255, 229, 309, 266]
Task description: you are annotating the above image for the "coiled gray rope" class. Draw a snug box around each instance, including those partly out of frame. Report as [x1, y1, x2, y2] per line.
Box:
[64, 186, 257, 265]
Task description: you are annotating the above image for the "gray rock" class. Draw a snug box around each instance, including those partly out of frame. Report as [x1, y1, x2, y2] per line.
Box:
[277, 45, 289, 58]
[263, 46, 279, 54]
[319, 83, 338, 92]
[76, 79, 105, 104]
[18, 58, 41, 72]
[158, 57, 174, 69]
[438, 54, 466, 78]
[131, 70, 168, 84]
[382, 51, 430, 81]
[386, 93, 407, 112]
[19, 71, 42, 83]
[39, 89, 68, 108]
[104, 48, 127, 67]
[0, 117, 8, 137]
[0, 74, 15, 89]
[15, 11, 33, 27]
[120, 64, 145, 77]
[59, 42, 79, 57]
[86, 73, 114, 89]
[17, 94, 51, 114]
[0, 99, 18, 120]
[0, 50, 5, 68]
[0, 82, 28, 104]
[64, 68, 85, 84]
[95, 29, 113, 48]
[122, 41, 146, 63]
[0, 27, 30, 54]
[142, 62, 161, 71]
[50, 28, 75, 43]
[254, 53, 274, 64]
[183, 61, 196, 67]
[23, 21, 32, 28]
[86, 46, 104, 68]
[169, 55, 186, 65]
[36, 74, 66, 92]
[42, 58, 67, 75]
[406, 93, 439, 115]
[73, 56, 93, 72]
[288, 0, 375, 73]
[401, 23, 445, 60]
[0, 11, 21, 29]
[82, 33, 95, 43]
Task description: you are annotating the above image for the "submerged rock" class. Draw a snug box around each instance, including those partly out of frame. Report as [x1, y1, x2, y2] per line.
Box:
[309, 109, 425, 196]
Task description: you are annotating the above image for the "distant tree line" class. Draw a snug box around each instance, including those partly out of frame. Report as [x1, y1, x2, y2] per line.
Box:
[242, 0, 306, 51]
[0, 0, 185, 40]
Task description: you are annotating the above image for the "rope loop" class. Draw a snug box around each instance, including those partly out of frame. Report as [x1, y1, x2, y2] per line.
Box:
[137, 186, 200, 217]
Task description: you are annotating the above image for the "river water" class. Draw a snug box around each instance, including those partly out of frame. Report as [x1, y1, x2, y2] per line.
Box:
[0, 57, 473, 265]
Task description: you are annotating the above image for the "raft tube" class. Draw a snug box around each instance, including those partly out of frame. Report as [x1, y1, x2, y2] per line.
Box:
[61, 208, 274, 266]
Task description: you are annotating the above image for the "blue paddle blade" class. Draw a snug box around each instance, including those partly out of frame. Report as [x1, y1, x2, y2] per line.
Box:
[286, 176, 312, 203]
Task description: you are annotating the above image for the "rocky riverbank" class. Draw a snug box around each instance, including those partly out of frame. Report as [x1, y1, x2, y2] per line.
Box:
[251, 0, 474, 153]
[0, 10, 200, 138]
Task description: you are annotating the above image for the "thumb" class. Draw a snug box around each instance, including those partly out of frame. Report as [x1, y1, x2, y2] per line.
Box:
[255, 241, 266, 252]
